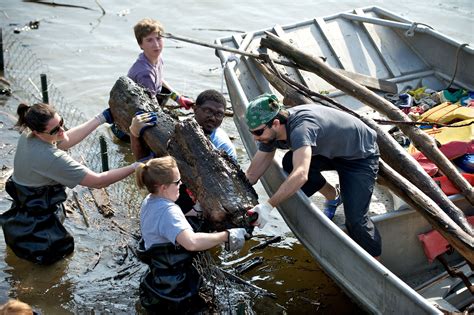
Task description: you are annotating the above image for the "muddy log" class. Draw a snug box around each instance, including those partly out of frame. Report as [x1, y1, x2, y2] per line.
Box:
[260, 31, 474, 207]
[108, 76, 257, 230]
[168, 120, 258, 229]
[260, 32, 473, 236]
[253, 60, 474, 262]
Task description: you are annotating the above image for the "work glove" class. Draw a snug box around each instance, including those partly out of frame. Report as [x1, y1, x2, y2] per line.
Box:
[225, 228, 247, 252]
[170, 92, 194, 110]
[96, 108, 114, 124]
[129, 111, 157, 138]
[246, 202, 274, 229]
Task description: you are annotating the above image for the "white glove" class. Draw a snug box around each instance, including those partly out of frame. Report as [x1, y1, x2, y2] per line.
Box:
[247, 202, 274, 229]
[225, 228, 247, 252]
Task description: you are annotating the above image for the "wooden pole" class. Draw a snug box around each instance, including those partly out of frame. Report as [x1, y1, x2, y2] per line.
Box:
[260, 31, 474, 206]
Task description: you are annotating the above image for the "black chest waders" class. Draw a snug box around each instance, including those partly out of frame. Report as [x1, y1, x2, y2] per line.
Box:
[1, 177, 74, 265]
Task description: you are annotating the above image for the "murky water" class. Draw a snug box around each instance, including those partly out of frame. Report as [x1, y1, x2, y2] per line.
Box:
[0, 0, 472, 313]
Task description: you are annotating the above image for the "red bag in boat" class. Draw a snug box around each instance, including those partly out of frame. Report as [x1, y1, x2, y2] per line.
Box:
[432, 173, 474, 196]
[418, 216, 474, 263]
[411, 141, 473, 176]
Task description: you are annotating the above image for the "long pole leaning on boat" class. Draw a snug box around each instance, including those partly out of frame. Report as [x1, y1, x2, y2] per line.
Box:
[259, 32, 474, 205]
[250, 58, 474, 263]
[163, 33, 396, 93]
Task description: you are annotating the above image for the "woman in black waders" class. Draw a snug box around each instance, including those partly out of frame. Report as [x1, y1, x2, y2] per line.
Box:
[135, 156, 247, 314]
[0, 102, 138, 265]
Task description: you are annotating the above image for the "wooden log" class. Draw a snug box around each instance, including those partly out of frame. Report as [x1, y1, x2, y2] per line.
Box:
[108, 76, 258, 230]
[89, 188, 114, 218]
[260, 31, 474, 206]
[168, 119, 259, 230]
[252, 57, 473, 238]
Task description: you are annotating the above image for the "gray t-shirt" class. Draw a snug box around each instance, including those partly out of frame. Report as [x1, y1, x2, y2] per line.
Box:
[13, 132, 88, 188]
[258, 104, 378, 160]
[140, 195, 193, 250]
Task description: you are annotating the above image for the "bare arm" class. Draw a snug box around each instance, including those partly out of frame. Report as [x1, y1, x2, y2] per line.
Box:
[58, 117, 101, 150]
[245, 150, 275, 185]
[79, 164, 136, 189]
[176, 229, 228, 251]
[267, 146, 312, 207]
[161, 79, 173, 93]
[130, 135, 151, 160]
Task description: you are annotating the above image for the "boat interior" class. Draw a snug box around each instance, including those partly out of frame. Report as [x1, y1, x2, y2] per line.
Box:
[216, 6, 473, 313]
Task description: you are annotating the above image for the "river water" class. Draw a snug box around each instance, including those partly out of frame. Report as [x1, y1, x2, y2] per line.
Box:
[0, 0, 472, 314]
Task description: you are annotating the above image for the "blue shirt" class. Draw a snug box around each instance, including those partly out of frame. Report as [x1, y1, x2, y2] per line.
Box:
[140, 195, 193, 250]
[210, 127, 237, 161]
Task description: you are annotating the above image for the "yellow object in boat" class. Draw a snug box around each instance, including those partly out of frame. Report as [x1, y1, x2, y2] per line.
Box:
[408, 119, 474, 155]
[418, 102, 474, 124]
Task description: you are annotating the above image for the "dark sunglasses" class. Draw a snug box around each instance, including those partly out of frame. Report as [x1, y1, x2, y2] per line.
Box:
[249, 120, 273, 136]
[41, 117, 64, 135]
[171, 178, 182, 185]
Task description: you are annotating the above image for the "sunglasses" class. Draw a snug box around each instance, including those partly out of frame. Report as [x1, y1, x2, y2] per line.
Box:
[249, 120, 273, 136]
[41, 117, 64, 135]
[171, 178, 182, 185]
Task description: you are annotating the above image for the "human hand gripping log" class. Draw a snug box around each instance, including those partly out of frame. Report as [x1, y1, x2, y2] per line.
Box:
[246, 202, 274, 229]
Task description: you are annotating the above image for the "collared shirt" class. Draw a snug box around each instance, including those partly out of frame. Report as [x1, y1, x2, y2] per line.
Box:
[127, 52, 164, 95]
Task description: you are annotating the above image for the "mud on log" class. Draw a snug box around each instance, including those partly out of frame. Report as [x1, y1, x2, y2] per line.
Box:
[109, 76, 258, 230]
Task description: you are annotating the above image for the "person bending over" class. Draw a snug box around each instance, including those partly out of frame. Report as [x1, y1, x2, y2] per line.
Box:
[245, 94, 381, 258]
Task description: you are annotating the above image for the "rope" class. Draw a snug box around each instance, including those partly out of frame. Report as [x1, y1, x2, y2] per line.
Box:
[446, 43, 469, 89]
[405, 22, 434, 37]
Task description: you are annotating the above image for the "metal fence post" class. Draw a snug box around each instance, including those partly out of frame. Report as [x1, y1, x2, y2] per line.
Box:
[99, 135, 109, 172]
[0, 28, 4, 75]
[40, 73, 49, 103]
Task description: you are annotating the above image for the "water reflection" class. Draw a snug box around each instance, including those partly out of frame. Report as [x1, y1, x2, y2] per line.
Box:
[3, 247, 73, 314]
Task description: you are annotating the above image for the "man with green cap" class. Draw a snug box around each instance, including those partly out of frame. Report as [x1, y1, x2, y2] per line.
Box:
[245, 93, 381, 258]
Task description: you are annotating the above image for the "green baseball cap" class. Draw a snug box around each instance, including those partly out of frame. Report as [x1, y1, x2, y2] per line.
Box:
[245, 93, 283, 129]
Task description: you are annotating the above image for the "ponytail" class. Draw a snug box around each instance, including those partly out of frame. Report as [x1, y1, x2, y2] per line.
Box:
[15, 102, 56, 133]
[135, 156, 177, 193]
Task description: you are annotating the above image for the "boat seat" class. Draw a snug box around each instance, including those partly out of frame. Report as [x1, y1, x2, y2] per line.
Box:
[417, 216, 474, 295]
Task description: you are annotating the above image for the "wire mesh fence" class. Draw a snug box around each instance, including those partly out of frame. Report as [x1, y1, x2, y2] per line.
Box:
[2, 26, 258, 313]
